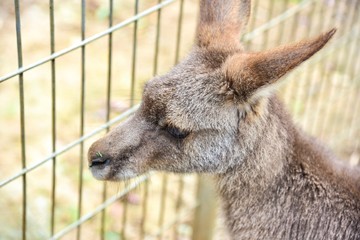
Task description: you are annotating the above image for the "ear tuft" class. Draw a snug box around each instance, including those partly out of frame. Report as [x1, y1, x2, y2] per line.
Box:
[222, 29, 337, 102]
[324, 28, 337, 41]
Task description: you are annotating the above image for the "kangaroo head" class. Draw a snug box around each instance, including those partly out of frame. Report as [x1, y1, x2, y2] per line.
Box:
[88, 0, 335, 181]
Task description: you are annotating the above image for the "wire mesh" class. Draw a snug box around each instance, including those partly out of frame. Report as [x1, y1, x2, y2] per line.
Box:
[0, 0, 359, 239]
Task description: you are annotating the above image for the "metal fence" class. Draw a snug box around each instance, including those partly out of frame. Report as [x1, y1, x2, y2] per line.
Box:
[0, 0, 359, 239]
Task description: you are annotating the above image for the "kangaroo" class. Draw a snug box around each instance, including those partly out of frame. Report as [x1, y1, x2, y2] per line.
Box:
[88, 0, 360, 239]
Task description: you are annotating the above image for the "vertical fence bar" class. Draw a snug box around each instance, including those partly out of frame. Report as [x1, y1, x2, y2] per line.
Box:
[245, 0, 259, 49]
[174, 177, 184, 238]
[348, 32, 360, 85]
[345, 34, 360, 141]
[139, 178, 149, 239]
[344, 33, 360, 140]
[310, 0, 340, 135]
[130, 0, 139, 107]
[319, 0, 349, 139]
[348, 77, 360, 140]
[49, 0, 57, 237]
[283, 0, 305, 105]
[145, 1, 168, 239]
[262, 0, 275, 48]
[310, 0, 335, 134]
[153, 0, 162, 76]
[291, 1, 316, 119]
[77, 0, 86, 239]
[158, 175, 168, 240]
[276, 0, 290, 44]
[120, 183, 128, 240]
[192, 175, 216, 240]
[14, 0, 27, 239]
[100, 1, 114, 239]
[327, 1, 359, 143]
[174, 0, 184, 64]
[122, 1, 140, 238]
[140, 0, 163, 238]
[342, 35, 360, 135]
[301, 0, 327, 129]
[106, 0, 113, 126]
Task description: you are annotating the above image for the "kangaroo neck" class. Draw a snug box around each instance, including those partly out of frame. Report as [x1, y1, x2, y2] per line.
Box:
[215, 96, 297, 238]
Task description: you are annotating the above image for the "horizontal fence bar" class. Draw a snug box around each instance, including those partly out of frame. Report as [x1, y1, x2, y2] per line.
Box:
[243, 0, 314, 42]
[51, 173, 154, 240]
[0, 0, 176, 83]
[0, 104, 140, 188]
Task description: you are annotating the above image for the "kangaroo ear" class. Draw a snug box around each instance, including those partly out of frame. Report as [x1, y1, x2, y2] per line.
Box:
[222, 29, 336, 102]
[196, 0, 251, 51]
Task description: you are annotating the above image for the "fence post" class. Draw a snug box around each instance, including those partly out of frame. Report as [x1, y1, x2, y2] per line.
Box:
[192, 175, 217, 240]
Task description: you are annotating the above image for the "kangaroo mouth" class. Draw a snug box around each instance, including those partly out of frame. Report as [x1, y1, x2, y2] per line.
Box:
[90, 165, 111, 180]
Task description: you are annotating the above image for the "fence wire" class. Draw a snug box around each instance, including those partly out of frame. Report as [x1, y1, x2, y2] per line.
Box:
[0, 0, 359, 240]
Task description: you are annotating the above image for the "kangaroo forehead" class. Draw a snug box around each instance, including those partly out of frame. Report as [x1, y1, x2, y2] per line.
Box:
[143, 65, 223, 110]
[142, 71, 236, 130]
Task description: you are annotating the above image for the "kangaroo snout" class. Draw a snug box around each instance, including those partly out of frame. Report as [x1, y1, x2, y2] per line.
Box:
[88, 115, 153, 180]
[87, 139, 114, 181]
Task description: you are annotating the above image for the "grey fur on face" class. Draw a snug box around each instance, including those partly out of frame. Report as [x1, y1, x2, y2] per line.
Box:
[88, 0, 360, 239]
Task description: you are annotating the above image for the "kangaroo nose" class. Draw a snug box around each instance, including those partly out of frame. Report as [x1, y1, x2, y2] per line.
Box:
[88, 149, 111, 168]
[89, 158, 110, 167]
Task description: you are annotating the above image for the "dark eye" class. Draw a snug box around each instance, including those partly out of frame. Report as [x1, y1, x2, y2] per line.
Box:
[167, 126, 189, 139]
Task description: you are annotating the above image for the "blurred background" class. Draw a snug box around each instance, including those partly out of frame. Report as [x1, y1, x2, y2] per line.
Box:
[0, 0, 359, 239]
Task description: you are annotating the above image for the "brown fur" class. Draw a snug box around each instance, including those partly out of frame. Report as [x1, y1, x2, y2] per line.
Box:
[88, 0, 360, 239]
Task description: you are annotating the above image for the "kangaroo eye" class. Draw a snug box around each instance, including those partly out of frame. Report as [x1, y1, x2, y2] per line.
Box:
[167, 126, 189, 139]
